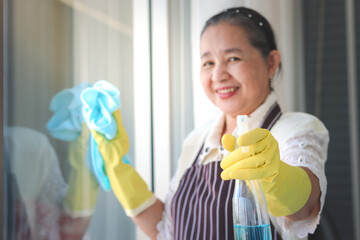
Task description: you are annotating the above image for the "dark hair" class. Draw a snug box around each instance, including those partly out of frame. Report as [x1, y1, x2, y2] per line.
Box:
[201, 7, 281, 73]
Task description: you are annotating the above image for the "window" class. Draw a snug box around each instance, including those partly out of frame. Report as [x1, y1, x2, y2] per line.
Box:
[3, 0, 138, 238]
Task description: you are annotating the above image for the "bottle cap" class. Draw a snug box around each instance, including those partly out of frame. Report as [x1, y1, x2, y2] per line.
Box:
[236, 115, 249, 137]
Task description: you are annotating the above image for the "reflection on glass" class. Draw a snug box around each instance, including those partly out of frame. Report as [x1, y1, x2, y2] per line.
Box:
[4, 126, 92, 239]
[4, 0, 136, 239]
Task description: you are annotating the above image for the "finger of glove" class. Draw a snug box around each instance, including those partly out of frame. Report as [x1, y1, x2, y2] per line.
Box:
[221, 153, 266, 180]
[220, 137, 270, 169]
[68, 126, 90, 168]
[220, 147, 253, 170]
[112, 110, 130, 154]
[221, 155, 277, 180]
[221, 144, 280, 180]
[76, 123, 90, 145]
[99, 143, 125, 168]
[68, 141, 84, 169]
[91, 129, 107, 145]
[90, 110, 129, 153]
[221, 134, 236, 152]
[237, 128, 269, 147]
[223, 167, 273, 180]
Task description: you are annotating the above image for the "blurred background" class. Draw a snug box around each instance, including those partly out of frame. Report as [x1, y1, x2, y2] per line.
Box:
[1, 0, 359, 239]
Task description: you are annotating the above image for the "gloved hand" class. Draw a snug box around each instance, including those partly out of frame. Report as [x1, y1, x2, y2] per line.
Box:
[220, 128, 311, 217]
[91, 109, 155, 217]
[63, 125, 99, 217]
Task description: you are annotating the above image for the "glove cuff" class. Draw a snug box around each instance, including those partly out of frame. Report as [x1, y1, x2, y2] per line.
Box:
[106, 162, 155, 216]
[262, 161, 311, 217]
[125, 194, 157, 217]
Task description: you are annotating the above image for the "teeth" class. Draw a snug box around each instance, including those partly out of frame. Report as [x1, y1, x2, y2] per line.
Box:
[217, 87, 237, 94]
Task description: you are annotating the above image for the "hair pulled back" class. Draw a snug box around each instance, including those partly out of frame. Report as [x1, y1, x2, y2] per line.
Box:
[201, 7, 279, 64]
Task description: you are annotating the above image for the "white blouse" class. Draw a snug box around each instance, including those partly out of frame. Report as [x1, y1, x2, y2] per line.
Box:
[4, 127, 67, 239]
[157, 92, 329, 240]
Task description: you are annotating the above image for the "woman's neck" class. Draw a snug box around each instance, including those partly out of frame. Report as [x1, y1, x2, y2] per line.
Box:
[223, 114, 238, 135]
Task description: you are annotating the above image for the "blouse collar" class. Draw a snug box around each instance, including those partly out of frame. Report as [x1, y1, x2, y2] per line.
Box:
[199, 91, 278, 164]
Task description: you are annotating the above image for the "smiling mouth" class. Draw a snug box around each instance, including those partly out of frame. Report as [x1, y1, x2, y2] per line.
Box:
[216, 87, 239, 94]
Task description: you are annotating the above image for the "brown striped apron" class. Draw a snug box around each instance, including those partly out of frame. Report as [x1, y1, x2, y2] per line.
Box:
[171, 103, 282, 240]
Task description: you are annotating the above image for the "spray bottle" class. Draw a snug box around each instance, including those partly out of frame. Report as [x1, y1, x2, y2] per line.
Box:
[232, 115, 272, 240]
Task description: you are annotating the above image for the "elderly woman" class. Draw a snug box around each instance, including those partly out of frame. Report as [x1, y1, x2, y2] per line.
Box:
[91, 6, 329, 240]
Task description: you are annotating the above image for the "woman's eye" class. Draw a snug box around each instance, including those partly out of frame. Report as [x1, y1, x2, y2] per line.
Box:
[202, 61, 214, 67]
[229, 57, 240, 62]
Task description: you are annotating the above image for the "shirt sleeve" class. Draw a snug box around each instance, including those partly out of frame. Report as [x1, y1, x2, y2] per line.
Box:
[273, 114, 329, 239]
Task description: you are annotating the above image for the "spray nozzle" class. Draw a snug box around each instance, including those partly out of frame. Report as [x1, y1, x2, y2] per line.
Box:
[235, 115, 249, 138]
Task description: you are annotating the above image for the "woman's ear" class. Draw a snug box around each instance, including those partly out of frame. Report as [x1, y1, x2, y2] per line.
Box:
[266, 50, 281, 78]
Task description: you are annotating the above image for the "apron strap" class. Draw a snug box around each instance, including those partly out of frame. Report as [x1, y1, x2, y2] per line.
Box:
[260, 102, 282, 130]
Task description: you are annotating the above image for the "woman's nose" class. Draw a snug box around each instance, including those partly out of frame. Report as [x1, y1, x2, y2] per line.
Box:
[211, 63, 229, 82]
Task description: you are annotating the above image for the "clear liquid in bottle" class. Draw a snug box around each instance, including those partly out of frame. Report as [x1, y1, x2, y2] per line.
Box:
[232, 115, 272, 240]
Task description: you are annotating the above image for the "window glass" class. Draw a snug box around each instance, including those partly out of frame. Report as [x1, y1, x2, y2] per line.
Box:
[4, 0, 136, 239]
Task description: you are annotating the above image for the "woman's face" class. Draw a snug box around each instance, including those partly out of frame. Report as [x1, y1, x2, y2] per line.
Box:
[200, 22, 277, 116]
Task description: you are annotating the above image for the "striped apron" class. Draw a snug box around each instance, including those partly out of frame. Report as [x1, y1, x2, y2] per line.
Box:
[171, 103, 282, 240]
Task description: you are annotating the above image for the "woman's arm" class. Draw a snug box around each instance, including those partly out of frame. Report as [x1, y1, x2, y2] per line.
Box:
[59, 214, 92, 240]
[131, 199, 164, 240]
[286, 167, 321, 221]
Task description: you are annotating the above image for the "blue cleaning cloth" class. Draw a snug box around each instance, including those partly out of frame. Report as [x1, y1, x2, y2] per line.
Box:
[81, 80, 120, 140]
[47, 82, 103, 188]
[89, 136, 111, 191]
[47, 81, 130, 191]
[122, 154, 131, 165]
[47, 83, 99, 176]
[81, 80, 122, 191]
[47, 82, 92, 141]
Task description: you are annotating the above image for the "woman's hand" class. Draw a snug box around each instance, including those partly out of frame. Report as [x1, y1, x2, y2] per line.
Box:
[91, 109, 155, 217]
[221, 128, 280, 181]
[220, 128, 312, 217]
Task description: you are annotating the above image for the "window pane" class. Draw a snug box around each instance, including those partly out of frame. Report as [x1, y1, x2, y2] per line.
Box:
[4, 0, 136, 239]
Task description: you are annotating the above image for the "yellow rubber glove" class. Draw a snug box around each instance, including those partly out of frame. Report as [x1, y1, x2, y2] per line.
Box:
[221, 128, 311, 217]
[91, 109, 154, 216]
[64, 125, 99, 217]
